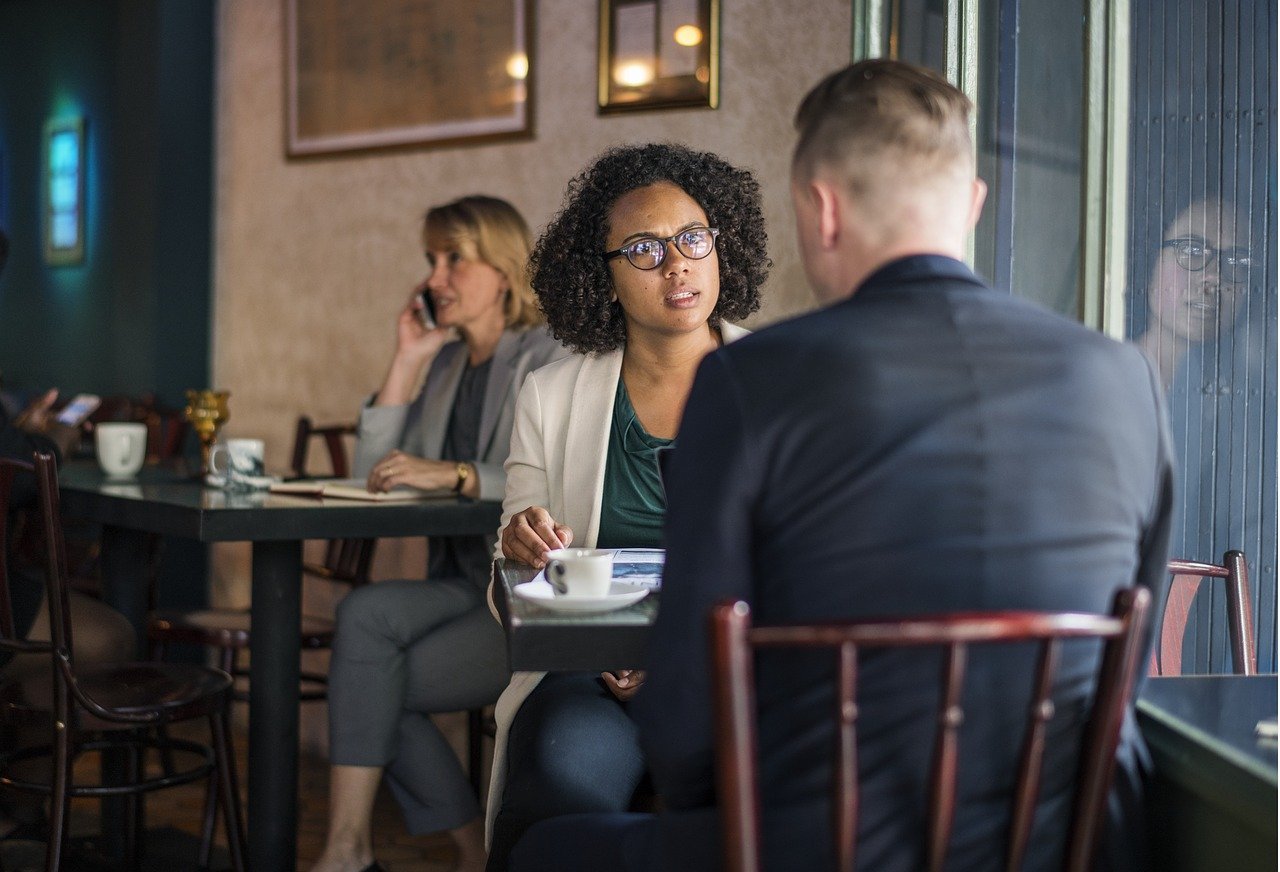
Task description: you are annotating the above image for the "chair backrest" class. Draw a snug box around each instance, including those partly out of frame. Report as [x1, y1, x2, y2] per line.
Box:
[289, 416, 375, 587]
[290, 415, 356, 479]
[710, 588, 1151, 872]
[0, 454, 73, 669]
[131, 394, 190, 463]
[1153, 551, 1255, 676]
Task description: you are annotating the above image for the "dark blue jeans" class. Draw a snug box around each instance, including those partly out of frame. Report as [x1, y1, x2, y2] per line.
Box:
[486, 672, 648, 871]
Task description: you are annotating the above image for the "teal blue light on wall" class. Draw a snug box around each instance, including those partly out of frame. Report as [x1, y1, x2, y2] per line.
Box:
[43, 115, 85, 265]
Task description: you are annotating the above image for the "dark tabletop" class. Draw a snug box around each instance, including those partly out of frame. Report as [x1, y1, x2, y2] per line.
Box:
[58, 461, 502, 541]
[492, 558, 658, 672]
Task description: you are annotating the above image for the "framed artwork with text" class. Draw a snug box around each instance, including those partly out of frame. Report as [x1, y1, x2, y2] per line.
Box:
[286, 0, 533, 156]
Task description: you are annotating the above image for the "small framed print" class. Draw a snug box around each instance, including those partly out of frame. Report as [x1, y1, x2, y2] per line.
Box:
[43, 117, 85, 266]
[598, 0, 719, 114]
[286, 0, 534, 156]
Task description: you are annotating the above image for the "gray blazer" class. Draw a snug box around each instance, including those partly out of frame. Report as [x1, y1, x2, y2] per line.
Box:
[354, 326, 568, 582]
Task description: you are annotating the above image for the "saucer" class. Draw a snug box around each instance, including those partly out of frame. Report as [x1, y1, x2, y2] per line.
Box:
[512, 580, 649, 614]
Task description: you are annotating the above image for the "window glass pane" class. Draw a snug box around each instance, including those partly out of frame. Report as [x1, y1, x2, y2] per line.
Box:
[972, 0, 1085, 317]
[1126, 0, 1277, 672]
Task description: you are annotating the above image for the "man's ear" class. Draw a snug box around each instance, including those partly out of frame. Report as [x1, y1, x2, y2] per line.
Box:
[967, 177, 988, 230]
[810, 177, 842, 249]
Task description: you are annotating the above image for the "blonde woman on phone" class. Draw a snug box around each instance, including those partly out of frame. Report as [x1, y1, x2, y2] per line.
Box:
[314, 196, 567, 872]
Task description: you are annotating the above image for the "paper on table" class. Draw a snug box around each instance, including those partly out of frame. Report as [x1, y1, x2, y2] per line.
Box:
[269, 478, 453, 501]
[529, 548, 665, 590]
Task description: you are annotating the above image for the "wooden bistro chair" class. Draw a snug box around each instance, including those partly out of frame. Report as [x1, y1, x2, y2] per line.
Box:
[0, 453, 245, 872]
[1152, 551, 1256, 676]
[710, 588, 1151, 872]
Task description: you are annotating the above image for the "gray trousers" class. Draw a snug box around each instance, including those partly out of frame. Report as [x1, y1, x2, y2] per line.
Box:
[329, 577, 509, 834]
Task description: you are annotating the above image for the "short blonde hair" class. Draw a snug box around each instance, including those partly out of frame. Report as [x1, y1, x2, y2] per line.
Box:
[793, 59, 974, 196]
[423, 195, 543, 329]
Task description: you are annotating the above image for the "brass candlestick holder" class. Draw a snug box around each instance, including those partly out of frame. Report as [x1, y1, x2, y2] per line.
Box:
[184, 389, 230, 476]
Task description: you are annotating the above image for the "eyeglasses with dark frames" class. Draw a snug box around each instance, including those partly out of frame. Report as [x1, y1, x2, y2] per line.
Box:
[1161, 237, 1253, 284]
[604, 227, 720, 270]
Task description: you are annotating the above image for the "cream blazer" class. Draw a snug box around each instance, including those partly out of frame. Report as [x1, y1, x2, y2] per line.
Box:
[484, 322, 750, 841]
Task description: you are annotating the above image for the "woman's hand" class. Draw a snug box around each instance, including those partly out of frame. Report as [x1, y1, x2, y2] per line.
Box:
[394, 280, 451, 359]
[376, 284, 451, 407]
[366, 450, 456, 493]
[602, 669, 646, 702]
[501, 506, 573, 568]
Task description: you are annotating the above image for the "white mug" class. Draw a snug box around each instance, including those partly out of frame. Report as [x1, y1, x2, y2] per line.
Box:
[545, 548, 615, 597]
[209, 438, 266, 490]
[95, 422, 147, 478]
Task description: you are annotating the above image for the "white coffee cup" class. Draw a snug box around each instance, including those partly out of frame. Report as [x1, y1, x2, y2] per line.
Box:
[95, 422, 147, 478]
[209, 438, 266, 489]
[545, 548, 615, 597]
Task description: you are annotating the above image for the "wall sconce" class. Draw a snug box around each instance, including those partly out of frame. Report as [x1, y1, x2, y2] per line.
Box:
[43, 116, 85, 266]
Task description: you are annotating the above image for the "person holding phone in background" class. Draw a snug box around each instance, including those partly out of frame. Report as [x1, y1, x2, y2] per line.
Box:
[0, 228, 135, 841]
[313, 196, 568, 872]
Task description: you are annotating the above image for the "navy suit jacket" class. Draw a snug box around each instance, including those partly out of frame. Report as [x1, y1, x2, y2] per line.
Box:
[635, 256, 1174, 871]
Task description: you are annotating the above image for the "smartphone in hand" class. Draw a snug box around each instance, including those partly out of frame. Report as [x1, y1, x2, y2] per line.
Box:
[417, 291, 437, 329]
[55, 393, 101, 427]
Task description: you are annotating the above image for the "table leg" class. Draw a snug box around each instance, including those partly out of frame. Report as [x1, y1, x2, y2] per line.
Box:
[248, 539, 303, 872]
[98, 524, 152, 655]
[96, 524, 152, 860]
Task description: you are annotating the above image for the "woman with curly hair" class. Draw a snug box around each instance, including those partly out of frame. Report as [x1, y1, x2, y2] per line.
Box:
[483, 143, 771, 869]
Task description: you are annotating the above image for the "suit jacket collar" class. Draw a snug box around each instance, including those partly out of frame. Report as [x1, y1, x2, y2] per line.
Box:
[852, 254, 988, 299]
[419, 329, 523, 460]
[564, 350, 623, 547]
[418, 343, 466, 459]
[477, 329, 522, 458]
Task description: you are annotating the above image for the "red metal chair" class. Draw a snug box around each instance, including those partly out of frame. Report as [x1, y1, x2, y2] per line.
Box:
[710, 588, 1151, 872]
[1152, 551, 1256, 676]
[0, 453, 245, 872]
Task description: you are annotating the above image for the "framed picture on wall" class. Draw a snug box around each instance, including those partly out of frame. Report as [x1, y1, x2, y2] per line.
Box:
[285, 0, 534, 156]
[598, 0, 719, 114]
[43, 117, 85, 266]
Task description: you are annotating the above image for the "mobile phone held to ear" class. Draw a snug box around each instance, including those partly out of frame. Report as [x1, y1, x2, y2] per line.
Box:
[418, 291, 437, 329]
[55, 393, 101, 427]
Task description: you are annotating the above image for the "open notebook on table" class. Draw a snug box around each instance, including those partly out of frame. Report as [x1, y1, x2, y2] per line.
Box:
[269, 477, 453, 502]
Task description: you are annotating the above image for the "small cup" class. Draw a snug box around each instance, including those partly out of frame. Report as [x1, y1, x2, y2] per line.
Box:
[545, 548, 615, 597]
[95, 422, 147, 478]
[209, 438, 266, 490]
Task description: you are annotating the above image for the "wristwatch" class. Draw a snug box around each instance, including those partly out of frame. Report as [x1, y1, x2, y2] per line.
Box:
[453, 462, 471, 493]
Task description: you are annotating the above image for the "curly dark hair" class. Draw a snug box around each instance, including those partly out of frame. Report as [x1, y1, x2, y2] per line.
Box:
[530, 143, 771, 354]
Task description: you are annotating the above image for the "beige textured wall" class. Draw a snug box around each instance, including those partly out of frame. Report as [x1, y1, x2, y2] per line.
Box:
[214, 0, 850, 460]
[212, 0, 851, 751]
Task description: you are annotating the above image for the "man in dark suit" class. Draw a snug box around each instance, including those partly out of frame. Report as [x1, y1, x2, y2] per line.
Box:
[509, 59, 1172, 871]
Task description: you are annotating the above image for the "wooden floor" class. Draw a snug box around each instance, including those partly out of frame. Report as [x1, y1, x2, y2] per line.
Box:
[0, 719, 462, 871]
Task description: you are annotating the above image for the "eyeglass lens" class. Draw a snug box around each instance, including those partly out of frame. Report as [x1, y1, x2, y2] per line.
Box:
[1166, 239, 1252, 283]
[623, 228, 717, 269]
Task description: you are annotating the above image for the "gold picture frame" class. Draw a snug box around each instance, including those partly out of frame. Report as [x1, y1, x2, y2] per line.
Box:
[285, 0, 534, 156]
[598, 0, 719, 114]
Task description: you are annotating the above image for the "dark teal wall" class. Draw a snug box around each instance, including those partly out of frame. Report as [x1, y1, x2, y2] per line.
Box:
[0, 0, 213, 411]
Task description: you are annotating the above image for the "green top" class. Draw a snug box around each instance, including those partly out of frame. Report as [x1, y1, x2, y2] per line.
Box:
[595, 376, 672, 549]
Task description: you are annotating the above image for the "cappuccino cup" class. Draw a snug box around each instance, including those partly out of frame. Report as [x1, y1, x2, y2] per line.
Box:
[545, 548, 615, 597]
[95, 422, 147, 478]
[209, 438, 266, 490]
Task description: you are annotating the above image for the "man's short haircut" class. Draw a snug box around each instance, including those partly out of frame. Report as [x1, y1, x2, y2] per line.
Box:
[793, 59, 974, 195]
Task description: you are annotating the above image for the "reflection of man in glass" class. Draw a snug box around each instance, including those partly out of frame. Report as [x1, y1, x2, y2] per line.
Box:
[1135, 198, 1251, 386]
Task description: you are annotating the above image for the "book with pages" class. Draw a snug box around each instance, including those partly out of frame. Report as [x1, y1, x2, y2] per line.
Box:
[268, 478, 453, 502]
